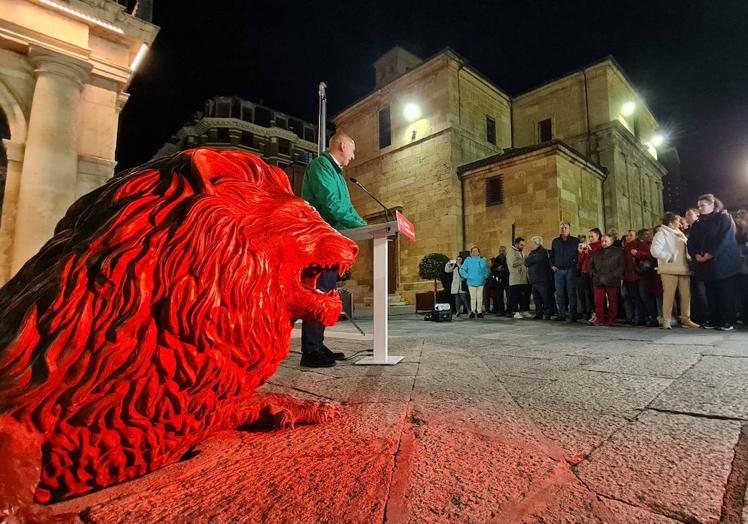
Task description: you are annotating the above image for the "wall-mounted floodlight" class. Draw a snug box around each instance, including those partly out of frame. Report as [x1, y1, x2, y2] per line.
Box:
[621, 101, 636, 116]
[130, 44, 149, 72]
[651, 133, 666, 147]
[403, 102, 422, 122]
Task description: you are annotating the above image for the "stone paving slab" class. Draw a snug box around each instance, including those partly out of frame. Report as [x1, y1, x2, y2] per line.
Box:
[386, 421, 561, 523]
[581, 352, 701, 379]
[651, 355, 748, 420]
[599, 498, 682, 523]
[576, 410, 741, 523]
[652, 375, 748, 420]
[522, 406, 630, 464]
[565, 340, 705, 358]
[480, 353, 602, 379]
[518, 370, 673, 416]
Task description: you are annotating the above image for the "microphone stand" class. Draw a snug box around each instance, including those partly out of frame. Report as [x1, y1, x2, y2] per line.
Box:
[349, 177, 393, 226]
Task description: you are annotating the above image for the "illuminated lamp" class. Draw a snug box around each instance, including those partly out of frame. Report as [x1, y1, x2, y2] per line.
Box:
[621, 101, 636, 116]
[403, 102, 422, 122]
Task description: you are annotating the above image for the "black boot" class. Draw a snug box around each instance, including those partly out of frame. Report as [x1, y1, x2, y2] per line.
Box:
[321, 345, 345, 360]
[301, 350, 336, 368]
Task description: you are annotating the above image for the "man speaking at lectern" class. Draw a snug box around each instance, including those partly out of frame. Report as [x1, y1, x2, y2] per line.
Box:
[301, 132, 367, 367]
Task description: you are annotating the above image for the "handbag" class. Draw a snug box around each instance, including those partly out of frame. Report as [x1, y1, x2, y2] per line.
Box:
[633, 258, 656, 276]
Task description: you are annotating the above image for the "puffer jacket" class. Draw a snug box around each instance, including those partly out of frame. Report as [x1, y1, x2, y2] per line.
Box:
[651, 225, 691, 276]
[460, 255, 490, 287]
[506, 246, 529, 286]
[590, 246, 625, 288]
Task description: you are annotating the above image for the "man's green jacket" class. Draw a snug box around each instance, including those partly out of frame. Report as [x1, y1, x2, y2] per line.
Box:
[302, 152, 367, 231]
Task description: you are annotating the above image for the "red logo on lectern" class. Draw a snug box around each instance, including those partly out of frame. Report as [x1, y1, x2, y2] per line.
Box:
[396, 211, 416, 242]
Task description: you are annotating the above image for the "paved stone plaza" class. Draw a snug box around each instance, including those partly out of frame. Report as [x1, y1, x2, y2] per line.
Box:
[52, 316, 748, 523]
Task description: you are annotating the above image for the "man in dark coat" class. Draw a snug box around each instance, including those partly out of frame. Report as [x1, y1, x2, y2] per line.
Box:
[525, 236, 554, 319]
[687, 193, 741, 330]
[549, 222, 580, 322]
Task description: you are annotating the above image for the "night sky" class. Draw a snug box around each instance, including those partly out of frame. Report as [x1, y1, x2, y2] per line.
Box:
[117, 0, 748, 206]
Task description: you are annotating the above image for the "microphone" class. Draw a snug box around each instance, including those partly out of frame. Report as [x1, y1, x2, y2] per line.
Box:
[349, 177, 393, 224]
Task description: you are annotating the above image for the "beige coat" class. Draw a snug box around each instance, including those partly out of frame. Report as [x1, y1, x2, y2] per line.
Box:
[651, 225, 691, 275]
[506, 246, 529, 286]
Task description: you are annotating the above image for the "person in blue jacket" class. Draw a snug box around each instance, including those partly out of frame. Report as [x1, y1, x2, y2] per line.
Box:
[460, 246, 491, 318]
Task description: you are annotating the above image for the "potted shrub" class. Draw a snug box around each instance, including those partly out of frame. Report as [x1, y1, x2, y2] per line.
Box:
[416, 253, 450, 312]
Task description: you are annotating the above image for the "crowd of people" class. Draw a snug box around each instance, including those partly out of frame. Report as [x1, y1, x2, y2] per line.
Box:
[444, 193, 748, 331]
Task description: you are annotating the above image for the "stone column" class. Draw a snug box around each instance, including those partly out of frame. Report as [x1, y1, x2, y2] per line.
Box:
[77, 155, 117, 198]
[10, 48, 91, 274]
[0, 140, 25, 285]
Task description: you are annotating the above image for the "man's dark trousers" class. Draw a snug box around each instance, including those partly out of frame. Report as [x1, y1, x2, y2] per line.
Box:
[554, 268, 577, 319]
[301, 269, 338, 354]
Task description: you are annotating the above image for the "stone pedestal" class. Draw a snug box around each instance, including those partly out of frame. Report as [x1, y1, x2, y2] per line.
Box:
[10, 48, 91, 274]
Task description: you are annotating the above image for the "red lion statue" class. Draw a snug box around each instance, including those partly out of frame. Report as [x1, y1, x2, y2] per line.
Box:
[0, 149, 358, 511]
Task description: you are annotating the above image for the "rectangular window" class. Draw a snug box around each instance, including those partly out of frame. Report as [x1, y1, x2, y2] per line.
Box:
[215, 100, 231, 118]
[274, 116, 287, 130]
[538, 118, 552, 142]
[231, 98, 241, 118]
[288, 118, 303, 137]
[216, 128, 230, 142]
[240, 131, 253, 146]
[485, 175, 504, 206]
[486, 116, 496, 145]
[241, 105, 253, 122]
[278, 138, 291, 156]
[379, 107, 391, 149]
[254, 107, 272, 127]
[303, 126, 316, 143]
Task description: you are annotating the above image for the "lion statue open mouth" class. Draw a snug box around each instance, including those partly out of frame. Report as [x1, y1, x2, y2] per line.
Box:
[0, 149, 359, 508]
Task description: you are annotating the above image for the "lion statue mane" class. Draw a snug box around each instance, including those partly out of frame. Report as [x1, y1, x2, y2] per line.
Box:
[0, 148, 358, 506]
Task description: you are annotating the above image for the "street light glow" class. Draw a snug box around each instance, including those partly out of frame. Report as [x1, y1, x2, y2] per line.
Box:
[621, 101, 636, 116]
[651, 133, 666, 147]
[130, 44, 149, 72]
[403, 102, 422, 122]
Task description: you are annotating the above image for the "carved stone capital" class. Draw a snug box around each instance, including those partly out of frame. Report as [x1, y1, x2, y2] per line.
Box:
[1, 140, 25, 162]
[28, 47, 92, 89]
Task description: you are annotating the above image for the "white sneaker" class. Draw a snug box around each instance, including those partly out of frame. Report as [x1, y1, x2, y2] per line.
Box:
[521, 311, 534, 318]
[513, 312, 523, 319]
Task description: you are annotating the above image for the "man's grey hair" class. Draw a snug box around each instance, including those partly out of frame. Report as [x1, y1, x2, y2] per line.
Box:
[530, 235, 544, 246]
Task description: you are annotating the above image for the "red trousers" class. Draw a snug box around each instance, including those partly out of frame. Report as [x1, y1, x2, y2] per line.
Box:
[594, 286, 619, 325]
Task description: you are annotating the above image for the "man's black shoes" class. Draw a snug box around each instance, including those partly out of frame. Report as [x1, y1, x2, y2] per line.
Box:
[321, 345, 346, 360]
[301, 350, 336, 368]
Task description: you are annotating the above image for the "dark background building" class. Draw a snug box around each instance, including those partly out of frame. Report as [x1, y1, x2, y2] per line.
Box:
[152, 96, 319, 195]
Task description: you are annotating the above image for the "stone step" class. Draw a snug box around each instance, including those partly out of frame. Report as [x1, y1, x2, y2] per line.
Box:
[358, 293, 409, 307]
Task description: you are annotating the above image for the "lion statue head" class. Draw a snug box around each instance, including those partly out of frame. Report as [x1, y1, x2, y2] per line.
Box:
[0, 149, 358, 503]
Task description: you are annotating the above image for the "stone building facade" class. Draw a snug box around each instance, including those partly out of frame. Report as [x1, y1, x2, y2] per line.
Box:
[459, 141, 605, 253]
[0, 0, 158, 285]
[152, 96, 319, 195]
[334, 47, 669, 304]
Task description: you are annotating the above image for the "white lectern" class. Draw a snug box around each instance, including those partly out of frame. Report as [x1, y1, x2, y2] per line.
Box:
[340, 220, 404, 365]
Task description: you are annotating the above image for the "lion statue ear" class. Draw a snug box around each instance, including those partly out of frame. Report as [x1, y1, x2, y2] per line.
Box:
[191, 149, 293, 195]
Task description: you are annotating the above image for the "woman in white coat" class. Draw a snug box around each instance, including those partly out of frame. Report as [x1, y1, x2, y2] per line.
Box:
[651, 212, 700, 329]
[445, 256, 470, 317]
